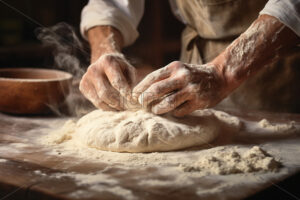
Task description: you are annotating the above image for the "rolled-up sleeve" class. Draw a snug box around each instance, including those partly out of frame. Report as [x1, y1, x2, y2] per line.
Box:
[80, 0, 145, 46]
[260, 0, 300, 37]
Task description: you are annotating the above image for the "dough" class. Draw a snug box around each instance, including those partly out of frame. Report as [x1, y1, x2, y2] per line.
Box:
[48, 109, 241, 153]
[71, 109, 226, 153]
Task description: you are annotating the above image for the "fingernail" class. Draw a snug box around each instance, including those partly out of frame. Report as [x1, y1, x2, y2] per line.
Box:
[138, 94, 143, 106]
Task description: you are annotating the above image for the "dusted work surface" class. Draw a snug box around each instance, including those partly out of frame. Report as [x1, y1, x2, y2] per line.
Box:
[0, 110, 300, 200]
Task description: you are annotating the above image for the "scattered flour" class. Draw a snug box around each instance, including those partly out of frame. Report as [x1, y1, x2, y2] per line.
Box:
[44, 145, 281, 199]
[37, 109, 282, 175]
[180, 146, 280, 175]
[33, 170, 47, 176]
[52, 172, 137, 200]
[38, 108, 283, 191]
[28, 110, 294, 199]
[258, 119, 297, 134]
[54, 172, 118, 185]
[0, 158, 7, 163]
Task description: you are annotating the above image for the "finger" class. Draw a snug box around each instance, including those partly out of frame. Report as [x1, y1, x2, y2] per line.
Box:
[139, 77, 185, 107]
[89, 87, 117, 111]
[79, 77, 98, 105]
[172, 100, 197, 117]
[151, 87, 191, 115]
[124, 62, 137, 88]
[104, 64, 132, 100]
[92, 75, 124, 111]
[124, 64, 137, 102]
[79, 79, 116, 111]
[132, 66, 172, 101]
[97, 101, 117, 111]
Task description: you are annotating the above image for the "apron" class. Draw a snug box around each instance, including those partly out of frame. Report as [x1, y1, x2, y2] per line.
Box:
[175, 0, 300, 113]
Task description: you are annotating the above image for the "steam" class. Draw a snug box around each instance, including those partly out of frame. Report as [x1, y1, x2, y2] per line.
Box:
[35, 22, 89, 78]
[36, 22, 93, 116]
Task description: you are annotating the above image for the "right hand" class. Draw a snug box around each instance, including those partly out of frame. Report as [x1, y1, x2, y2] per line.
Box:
[79, 53, 137, 111]
[133, 61, 228, 117]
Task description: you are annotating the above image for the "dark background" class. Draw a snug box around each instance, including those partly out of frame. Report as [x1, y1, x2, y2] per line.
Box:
[0, 0, 184, 70]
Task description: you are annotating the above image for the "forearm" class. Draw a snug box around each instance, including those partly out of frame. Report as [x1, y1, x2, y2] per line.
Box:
[87, 26, 124, 63]
[213, 14, 299, 93]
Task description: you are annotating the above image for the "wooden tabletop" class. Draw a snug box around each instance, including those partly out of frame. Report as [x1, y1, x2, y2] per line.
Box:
[0, 110, 300, 200]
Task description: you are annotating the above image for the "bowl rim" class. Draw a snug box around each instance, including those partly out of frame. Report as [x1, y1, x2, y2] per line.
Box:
[0, 68, 73, 82]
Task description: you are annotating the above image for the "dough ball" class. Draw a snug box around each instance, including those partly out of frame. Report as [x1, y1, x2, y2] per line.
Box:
[74, 109, 222, 153]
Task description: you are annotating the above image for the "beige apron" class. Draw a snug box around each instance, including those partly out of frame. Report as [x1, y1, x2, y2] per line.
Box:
[175, 0, 300, 113]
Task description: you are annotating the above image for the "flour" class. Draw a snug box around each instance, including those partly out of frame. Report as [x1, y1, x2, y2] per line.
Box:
[47, 109, 237, 153]
[258, 119, 297, 134]
[224, 17, 283, 80]
[180, 146, 280, 175]
[33, 170, 47, 176]
[31, 109, 292, 199]
[54, 172, 118, 185]
[0, 158, 7, 163]
[52, 172, 138, 200]
[40, 109, 282, 176]
[1, 109, 298, 200]
[44, 145, 281, 200]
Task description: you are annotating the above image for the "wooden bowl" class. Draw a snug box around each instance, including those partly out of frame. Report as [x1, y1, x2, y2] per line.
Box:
[0, 68, 72, 114]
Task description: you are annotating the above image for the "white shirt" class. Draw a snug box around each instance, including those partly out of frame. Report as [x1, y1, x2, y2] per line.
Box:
[80, 0, 300, 47]
[260, 0, 300, 37]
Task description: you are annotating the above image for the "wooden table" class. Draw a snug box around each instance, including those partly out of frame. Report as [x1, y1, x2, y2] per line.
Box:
[0, 110, 300, 200]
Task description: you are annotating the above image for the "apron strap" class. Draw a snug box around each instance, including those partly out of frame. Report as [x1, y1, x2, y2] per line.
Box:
[180, 26, 203, 64]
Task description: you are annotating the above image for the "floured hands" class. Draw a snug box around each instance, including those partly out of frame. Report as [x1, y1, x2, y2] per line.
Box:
[133, 15, 299, 117]
[133, 61, 228, 117]
[79, 53, 137, 111]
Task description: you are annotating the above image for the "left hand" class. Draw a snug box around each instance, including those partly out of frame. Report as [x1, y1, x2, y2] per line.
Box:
[133, 61, 228, 117]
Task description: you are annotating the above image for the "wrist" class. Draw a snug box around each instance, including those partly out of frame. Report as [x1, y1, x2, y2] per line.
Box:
[91, 48, 122, 63]
[209, 56, 231, 87]
[207, 56, 240, 101]
[88, 26, 124, 63]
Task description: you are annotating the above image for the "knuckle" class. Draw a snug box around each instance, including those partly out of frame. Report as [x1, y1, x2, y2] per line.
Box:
[167, 61, 182, 70]
[173, 69, 191, 84]
[146, 71, 154, 79]
[100, 54, 112, 62]
[142, 91, 153, 101]
[79, 79, 88, 93]
[145, 73, 156, 82]
[110, 80, 118, 88]
[187, 83, 200, 93]
[165, 95, 176, 105]
[87, 64, 99, 74]
[149, 84, 162, 94]
[151, 84, 160, 92]
[97, 87, 108, 100]
[110, 79, 123, 90]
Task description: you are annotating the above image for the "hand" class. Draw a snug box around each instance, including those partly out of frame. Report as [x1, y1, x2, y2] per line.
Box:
[79, 53, 137, 111]
[133, 61, 228, 117]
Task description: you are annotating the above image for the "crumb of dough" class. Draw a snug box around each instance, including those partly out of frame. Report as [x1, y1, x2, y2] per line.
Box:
[258, 119, 296, 134]
[179, 146, 281, 175]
